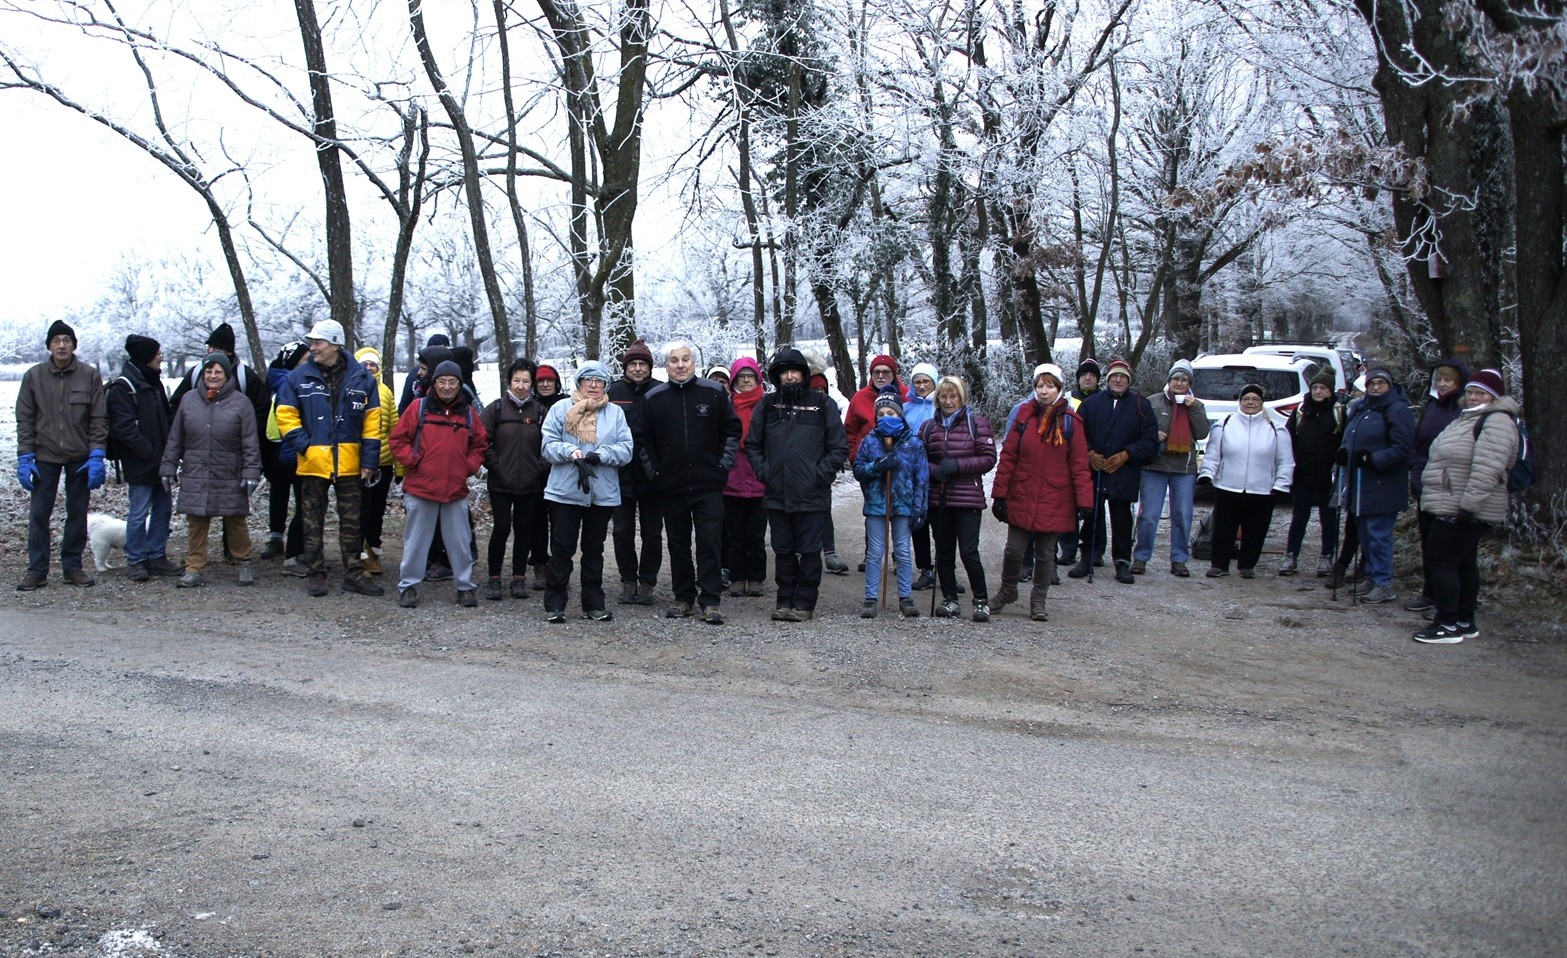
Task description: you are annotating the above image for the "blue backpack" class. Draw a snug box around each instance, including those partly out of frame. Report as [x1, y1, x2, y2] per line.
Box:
[1473, 412, 1534, 493]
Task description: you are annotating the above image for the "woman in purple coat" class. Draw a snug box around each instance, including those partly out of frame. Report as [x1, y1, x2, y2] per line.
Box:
[922, 376, 997, 621]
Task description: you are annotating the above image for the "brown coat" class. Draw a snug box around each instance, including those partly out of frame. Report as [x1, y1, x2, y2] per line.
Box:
[162, 379, 262, 517]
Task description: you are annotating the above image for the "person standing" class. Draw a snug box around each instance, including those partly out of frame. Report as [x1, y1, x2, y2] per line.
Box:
[15, 320, 108, 590]
[747, 347, 848, 622]
[106, 334, 181, 581]
[527, 363, 566, 589]
[355, 346, 397, 576]
[843, 354, 908, 455]
[1405, 358, 1471, 613]
[262, 341, 310, 566]
[480, 358, 548, 600]
[922, 376, 996, 621]
[1132, 360, 1209, 577]
[275, 320, 384, 598]
[1053, 358, 1104, 570]
[608, 339, 663, 605]
[904, 363, 940, 591]
[1338, 366, 1415, 604]
[805, 351, 850, 576]
[635, 342, 741, 625]
[1073, 358, 1159, 584]
[1198, 384, 1294, 578]
[853, 394, 929, 619]
[390, 360, 489, 608]
[722, 357, 768, 598]
[1280, 369, 1345, 577]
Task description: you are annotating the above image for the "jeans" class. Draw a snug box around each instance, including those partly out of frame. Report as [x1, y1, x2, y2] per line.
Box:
[1357, 512, 1397, 587]
[612, 493, 663, 586]
[768, 509, 827, 611]
[661, 491, 725, 608]
[27, 457, 89, 576]
[864, 514, 913, 600]
[125, 482, 173, 564]
[1134, 471, 1195, 563]
[399, 495, 475, 590]
[545, 501, 613, 614]
[1284, 482, 1339, 559]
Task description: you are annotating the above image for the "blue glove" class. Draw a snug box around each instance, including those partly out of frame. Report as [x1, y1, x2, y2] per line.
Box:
[81, 450, 106, 490]
[17, 452, 37, 492]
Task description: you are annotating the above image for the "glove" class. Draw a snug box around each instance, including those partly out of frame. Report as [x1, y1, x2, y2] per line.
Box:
[913, 512, 927, 531]
[583, 451, 602, 465]
[1354, 449, 1373, 469]
[81, 450, 106, 490]
[875, 453, 893, 473]
[990, 498, 1007, 523]
[162, 475, 175, 494]
[935, 458, 960, 481]
[17, 452, 37, 492]
[574, 458, 593, 494]
[1334, 447, 1349, 466]
[1077, 506, 1093, 523]
[1089, 452, 1108, 472]
[243, 479, 259, 497]
[1104, 451, 1130, 473]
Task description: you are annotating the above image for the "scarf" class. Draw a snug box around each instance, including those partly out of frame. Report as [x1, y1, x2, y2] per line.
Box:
[564, 391, 609, 444]
[1164, 388, 1194, 455]
[1035, 397, 1068, 446]
[731, 385, 764, 444]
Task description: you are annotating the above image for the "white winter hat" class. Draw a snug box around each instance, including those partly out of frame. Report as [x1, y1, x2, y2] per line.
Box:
[1033, 363, 1065, 387]
[910, 362, 940, 385]
[306, 319, 346, 346]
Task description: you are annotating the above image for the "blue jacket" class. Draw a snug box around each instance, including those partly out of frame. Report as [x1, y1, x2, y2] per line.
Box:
[853, 429, 929, 519]
[541, 399, 633, 507]
[1076, 387, 1159, 500]
[1340, 386, 1416, 516]
[903, 392, 936, 438]
[276, 352, 381, 480]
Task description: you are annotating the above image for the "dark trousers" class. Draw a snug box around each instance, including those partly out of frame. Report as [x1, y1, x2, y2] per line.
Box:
[261, 440, 292, 537]
[1337, 509, 1361, 570]
[1210, 488, 1274, 572]
[768, 509, 827, 611]
[300, 474, 364, 576]
[932, 507, 987, 602]
[527, 491, 550, 567]
[487, 488, 537, 577]
[27, 458, 89, 576]
[545, 501, 612, 614]
[912, 520, 932, 570]
[1081, 494, 1133, 565]
[1417, 509, 1435, 599]
[662, 491, 725, 608]
[724, 495, 768, 583]
[361, 465, 394, 549]
[612, 493, 663, 585]
[1425, 516, 1486, 625]
[1285, 482, 1339, 558]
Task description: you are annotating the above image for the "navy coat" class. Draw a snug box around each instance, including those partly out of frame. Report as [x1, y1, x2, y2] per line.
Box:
[1340, 386, 1416, 516]
[1076, 388, 1159, 500]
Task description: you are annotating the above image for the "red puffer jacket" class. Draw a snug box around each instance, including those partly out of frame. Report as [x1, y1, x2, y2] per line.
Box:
[922, 407, 996, 510]
[390, 397, 489, 504]
[991, 397, 1094, 533]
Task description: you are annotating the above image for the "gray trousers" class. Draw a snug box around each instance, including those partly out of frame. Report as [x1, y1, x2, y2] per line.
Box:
[398, 494, 475, 591]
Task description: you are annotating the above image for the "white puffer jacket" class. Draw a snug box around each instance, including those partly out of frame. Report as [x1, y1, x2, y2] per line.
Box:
[1419, 397, 1521, 524]
[1199, 410, 1294, 495]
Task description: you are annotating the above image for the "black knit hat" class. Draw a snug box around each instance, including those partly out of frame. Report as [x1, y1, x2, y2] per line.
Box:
[125, 334, 160, 366]
[1310, 368, 1336, 390]
[46, 319, 77, 347]
[206, 322, 236, 353]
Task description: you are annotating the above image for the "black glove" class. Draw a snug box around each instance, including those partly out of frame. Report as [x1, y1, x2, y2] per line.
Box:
[574, 458, 593, 493]
[1077, 506, 1093, 523]
[1334, 447, 1349, 466]
[875, 453, 893, 472]
[1196, 474, 1212, 486]
[990, 498, 1007, 523]
[913, 513, 927, 531]
[1354, 449, 1373, 469]
[935, 458, 960, 481]
[583, 451, 602, 465]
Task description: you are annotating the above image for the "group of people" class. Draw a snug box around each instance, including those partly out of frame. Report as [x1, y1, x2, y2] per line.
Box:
[14, 322, 1526, 643]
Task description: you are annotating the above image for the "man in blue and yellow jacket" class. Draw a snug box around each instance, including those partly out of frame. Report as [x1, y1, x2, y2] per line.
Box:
[276, 320, 384, 598]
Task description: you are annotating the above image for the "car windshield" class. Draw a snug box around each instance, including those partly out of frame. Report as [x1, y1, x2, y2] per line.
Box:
[1193, 367, 1301, 402]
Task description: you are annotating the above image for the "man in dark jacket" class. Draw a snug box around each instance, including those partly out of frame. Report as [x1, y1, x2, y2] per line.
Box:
[635, 341, 741, 625]
[608, 338, 663, 605]
[106, 335, 181, 581]
[747, 347, 849, 622]
[1281, 368, 1346, 577]
[1072, 357, 1159, 583]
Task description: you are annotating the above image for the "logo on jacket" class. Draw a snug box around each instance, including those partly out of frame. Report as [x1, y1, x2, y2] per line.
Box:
[695, 403, 711, 417]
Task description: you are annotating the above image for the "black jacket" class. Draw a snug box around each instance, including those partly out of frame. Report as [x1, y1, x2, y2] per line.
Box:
[1287, 394, 1344, 488]
[481, 393, 548, 496]
[747, 381, 848, 512]
[608, 375, 658, 496]
[634, 376, 741, 495]
[106, 360, 172, 485]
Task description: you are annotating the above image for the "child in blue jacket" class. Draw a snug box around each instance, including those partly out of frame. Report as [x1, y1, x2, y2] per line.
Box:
[853, 394, 929, 618]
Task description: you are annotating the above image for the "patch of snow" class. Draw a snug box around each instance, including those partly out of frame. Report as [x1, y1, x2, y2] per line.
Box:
[98, 927, 168, 957]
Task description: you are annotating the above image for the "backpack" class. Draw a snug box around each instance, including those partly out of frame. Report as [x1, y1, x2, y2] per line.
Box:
[1473, 412, 1535, 493]
[104, 376, 137, 463]
[1190, 510, 1213, 561]
[409, 396, 476, 459]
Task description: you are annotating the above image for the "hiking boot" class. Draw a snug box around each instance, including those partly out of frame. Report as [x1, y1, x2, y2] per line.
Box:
[729, 579, 747, 598]
[546, 609, 567, 624]
[145, 557, 183, 577]
[971, 602, 991, 623]
[1403, 595, 1435, 612]
[583, 608, 613, 622]
[1017, 565, 1033, 583]
[1238, 567, 1256, 579]
[307, 572, 329, 597]
[342, 574, 385, 596]
[510, 576, 528, 599]
[912, 568, 936, 591]
[1131, 559, 1146, 575]
[701, 606, 724, 625]
[665, 602, 693, 619]
[1325, 565, 1347, 588]
[861, 599, 878, 619]
[1115, 561, 1135, 584]
[64, 568, 96, 587]
[176, 571, 204, 589]
[772, 607, 793, 622]
[1316, 555, 1334, 577]
[1361, 584, 1396, 604]
[789, 609, 813, 622]
[236, 562, 254, 586]
[745, 582, 764, 597]
[127, 562, 150, 583]
[934, 598, 961, 618]
[1050, 569, 1061, 585]
[487, 577, 505, 601]
[457, 589, 478, 608]
[532, 564, 548, 590]
[899, 598, 920, 618]
[1066, 558, 1092, 579]
[992, 583, 1019, 614]
[1413, 622, 1465, 644]
[1030, 599, 1048, 622]
[1352, 578, 1375, 596]
[363, 547, 383, 576]
[824, 552, 849, 574]
[399, 586, 419, 608]
[259, 538, 285, 560]
[1206, 566, 1229, 578]
[283, 558, 310, 578]
[634, 582, 657, 606]
[15, 572, 46, 592]
[1171, 561, 1190, 578]
[1278, 554, 1298, 576]
[424, 563, 452, 582]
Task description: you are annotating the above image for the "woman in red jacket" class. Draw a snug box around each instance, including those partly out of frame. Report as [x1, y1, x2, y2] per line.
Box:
[923, 376, 997, 621]
[990, 363, 1094, 621]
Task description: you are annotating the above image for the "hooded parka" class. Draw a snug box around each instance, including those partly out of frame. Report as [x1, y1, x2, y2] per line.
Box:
[161, 377, 261, 517]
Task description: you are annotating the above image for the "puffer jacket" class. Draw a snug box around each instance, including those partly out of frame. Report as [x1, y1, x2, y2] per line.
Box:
[1199, 410, 1294, 495]
[390, 396, 488, 503]
[1341, 386, 1416, 515]
[1077, 387, 1160, 500]
[16, 356, 108, 464]
[161, 378, 261, 517]
[1410, 357, 1471, 497]
[105, 359, 171, 485]
[481, 392, 548, 496]
[853, 428, 929, 519]
[171, 360, 270, 432]
[922, 407, 996, 510]
[1419, 397, 1522, 525]
[275, 352, 381, 480]
[992, 397, 1093, 534]
[1143, 390, 1210, 475]
[634, 376, 741, 495]
[542, 399, 634, 507]
[1287, 394, 1344, 488]
[746, 349, 848, 513]
[370, 379, 395, 467]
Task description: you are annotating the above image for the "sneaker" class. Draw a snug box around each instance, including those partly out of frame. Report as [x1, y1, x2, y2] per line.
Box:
[1453, 621, 1480, 639]
[457, 589, 478, 608]
[745, 582, 764, 597]
[1278, 554, 1297, 576]
[424, 563, 452, 582]
[16, 572, 47, 592]
[236, 562, 254, 586]
[1352, 578, 1375, 596]
[772, 607, 793, 622]
[283, 558, 310, 578]
[912, 569, 936, 592]
[861, 599, 878, 619]
[583, 608, 613, 622]
[546, 609, 567, 624]
[633, 582, 657, 606]
[701, 606, 724, 625]
[1171, 562, 1190, 578]
[510, 576, 528, 599]
[665, 602, 693, 619]
[259, 538, 285, 560]
[899, 598, 920, 618]
[1115, 562, 1135, 584]
[1238, 568, 1256, 579]
[1206, 566, 1229, 578]
[729, 579, 747, 598]
[145, 557, 183, 577]
[399, 586, 419, 608]
[64, 568, 96, 587]
[176, 571, 204, 589]
[487, 578, 505, 601]
[720, 568, 732, 590]
[1066, 559, 1091, 579]
[342, 574, 385, 596]
[1316, 556, 1334, 577]
[307, 572, 329, 597]
[824, 552, 849, 575]
[1325, 566, 1347, 589]
[971, 602, 991, 623]
[1017, 565, 1034, 583]
[1131, 559, 1146, 575]
[1361, 584, 1397, 604]
[788, 609, 813, 622]
[1403, 595, 1435, 612]
[1030, 604, 1049, 622]
[1413, 622, 1465, 644]
[127, 562, 150, 583]
[934, 598, 961, 618]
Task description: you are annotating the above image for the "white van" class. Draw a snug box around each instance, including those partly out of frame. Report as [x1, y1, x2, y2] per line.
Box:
[1241, 343, 1348, 392]
[1189, 353, 1317, 453]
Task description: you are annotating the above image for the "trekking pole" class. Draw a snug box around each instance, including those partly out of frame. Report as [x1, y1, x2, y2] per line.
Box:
[1086, 469, 1103, 584]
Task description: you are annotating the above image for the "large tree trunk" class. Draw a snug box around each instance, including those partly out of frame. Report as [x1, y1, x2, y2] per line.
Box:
[294, 0, 356, 345]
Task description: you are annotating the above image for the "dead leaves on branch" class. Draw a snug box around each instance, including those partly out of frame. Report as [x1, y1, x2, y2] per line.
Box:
[1167, 135, 1428, 219]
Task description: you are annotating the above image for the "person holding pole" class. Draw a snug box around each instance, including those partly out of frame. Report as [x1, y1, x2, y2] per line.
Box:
[853, 394, 928, 619]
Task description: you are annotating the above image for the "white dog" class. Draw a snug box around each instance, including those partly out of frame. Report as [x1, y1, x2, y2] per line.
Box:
[87, 512, 129, 572]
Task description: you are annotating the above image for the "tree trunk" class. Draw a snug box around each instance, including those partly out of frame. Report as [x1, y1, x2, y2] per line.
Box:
[294, 0, 356, 345]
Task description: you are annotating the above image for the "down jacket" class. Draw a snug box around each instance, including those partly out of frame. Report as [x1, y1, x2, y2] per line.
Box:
[161, 378, 261, 517]
[746, 349, 848, 513]
[1418, 397, 1522, 525]
[481, 393, 548, 496]
[1199, 410, 1294, 496]
[1340, 385, 1416, 515]
[275, 352, 381, 480]
[991, 397, 1093, 534]
[1410, 357, 1471, 497]
[1077, 387, 1159, 500]
[390, 397, 488, 504]
[922, 407, 996, 510]
[853, 429, 929, 520]
[105, 359, 171, 485]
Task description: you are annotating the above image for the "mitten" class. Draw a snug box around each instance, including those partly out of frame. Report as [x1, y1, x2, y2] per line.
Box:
[82, 450, 106, 490]
[17, 452, 37, 492]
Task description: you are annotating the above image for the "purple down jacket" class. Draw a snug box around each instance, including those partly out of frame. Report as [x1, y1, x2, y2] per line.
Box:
[921, 407, 996, 510]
